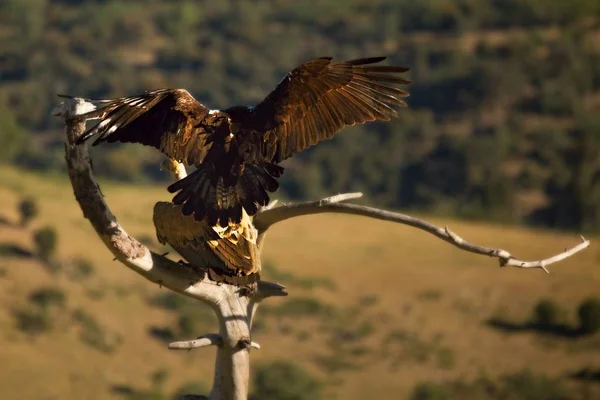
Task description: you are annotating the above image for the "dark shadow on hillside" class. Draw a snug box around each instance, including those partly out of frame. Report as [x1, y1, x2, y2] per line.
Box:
[147, 325, 176, 343]
[110, 384, 135, 397]
[485, 318, 584, 339]
[569, 368, 600, 384]
[0, 215, 13, 227]
[0, 243, 33, 258]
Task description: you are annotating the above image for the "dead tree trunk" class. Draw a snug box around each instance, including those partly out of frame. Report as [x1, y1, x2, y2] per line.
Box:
[54, 97, 589, 400]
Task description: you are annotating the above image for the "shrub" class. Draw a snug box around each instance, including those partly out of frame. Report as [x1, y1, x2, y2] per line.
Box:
[29, 287, 66, 310]
[18, 197, 38, 227]
[0, 108, 26, 162]
[251, 361, 321, 400]
[72, 309, 120, 353]
[148, 326, 176, 343]
[499, 370, 566, 399]
[531, 299, 561, 329]
[436, 347, 456, 370]
[33, 226, 58, 263]
[411, 382, 450, 400]
[0, 243, 33, 258]
[273, 297, 332, 318]
[171, 381, 209, 400]
[578, 297, 600, 335]
[177, 313, 200, 338]
[13, 307, 52, 335]
[411, 371, 566, 399]
[149, 292, 191, 311]
[71, 257, 95, 281]
[150, 368, 169, 390]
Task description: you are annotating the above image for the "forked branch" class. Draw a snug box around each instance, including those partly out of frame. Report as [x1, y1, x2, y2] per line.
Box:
[55, 96, 589, 400]
[54, 98, 281, 400]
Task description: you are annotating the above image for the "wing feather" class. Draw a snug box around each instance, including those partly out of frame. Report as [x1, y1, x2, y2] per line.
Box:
[76, 89, 213, 166]
[250, 56, 410, 163]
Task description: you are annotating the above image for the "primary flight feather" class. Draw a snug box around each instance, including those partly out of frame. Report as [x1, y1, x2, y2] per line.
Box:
[76, 56, 410, 227]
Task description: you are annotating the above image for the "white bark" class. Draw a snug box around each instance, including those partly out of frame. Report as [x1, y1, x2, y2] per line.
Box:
[253, 198, 590, 273]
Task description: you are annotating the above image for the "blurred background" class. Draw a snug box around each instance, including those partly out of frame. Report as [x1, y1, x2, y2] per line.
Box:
[0, 0, 599, 399]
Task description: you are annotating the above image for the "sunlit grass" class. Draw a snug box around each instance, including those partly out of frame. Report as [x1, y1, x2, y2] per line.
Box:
[0, 163, 598, 399]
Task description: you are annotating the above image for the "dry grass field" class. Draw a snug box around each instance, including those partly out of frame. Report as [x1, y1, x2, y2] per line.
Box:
[0, 164, 598, 399]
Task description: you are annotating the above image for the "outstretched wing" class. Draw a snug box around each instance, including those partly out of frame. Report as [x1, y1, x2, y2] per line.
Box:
[153, 202, 261, 275]
[76, 89, 213, 165]
[251, 56, 410, 163]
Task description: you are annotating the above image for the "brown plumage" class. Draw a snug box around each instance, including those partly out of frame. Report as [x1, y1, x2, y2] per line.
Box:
[76, 56, 410, 226]
[153, 202, 261, 277]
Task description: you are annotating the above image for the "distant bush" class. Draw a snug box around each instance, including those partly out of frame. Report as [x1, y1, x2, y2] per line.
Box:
[313, 353, 359, 374]
[272, 297, 332, 318]
[18, 197, 38, 227]
[436, 347, 456, 370]
[171, 381, 209, 400]
[499, 370, 566, 400]
[577, 297, 600, 335]
[531, 299, 561, 329]
[251, 361, 321, 400]
[150, 368, 169, 391]
[0, 243, 33, 258]
[29, 287, 66, 310]
[419, 289, 443, 301]
[72, 309, 120, 353]
[125, 390, 165, 400]
[70, 257, 95, 281]
[148, 326, 176, 343]
[0, 108, 26, 163]
[412, 370, 566, 399]
[358, 294, 379, 307]
[13, 307, 52, 335]
[333, 320, 375, 344]
[412, 382, 450, 400]
[150, 292, 216, 338]
[33, 226, 58, 263]
[261, 261, 336, 290]
[177, 313, 201, 338]
[149, 292, 191, 311]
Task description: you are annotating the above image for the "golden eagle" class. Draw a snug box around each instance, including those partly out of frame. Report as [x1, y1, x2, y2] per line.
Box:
[76, 56, 410, 227]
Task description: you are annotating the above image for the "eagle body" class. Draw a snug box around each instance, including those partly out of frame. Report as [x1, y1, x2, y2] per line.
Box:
[76, 56, 411, 227]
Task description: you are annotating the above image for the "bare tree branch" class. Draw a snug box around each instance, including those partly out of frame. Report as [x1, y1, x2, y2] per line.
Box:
[169, 334, 223, 350]
[54, 98, 222, 305]
[254, 198, 590, 273]
[54, 98, 268, 400]
[169, 335, 260, 351]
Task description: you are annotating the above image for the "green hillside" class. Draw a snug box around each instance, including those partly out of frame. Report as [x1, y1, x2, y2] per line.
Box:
[2, 0, 600, 230]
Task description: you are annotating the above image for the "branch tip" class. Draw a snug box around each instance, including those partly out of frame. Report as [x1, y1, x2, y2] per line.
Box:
[253, 192, 590, 273]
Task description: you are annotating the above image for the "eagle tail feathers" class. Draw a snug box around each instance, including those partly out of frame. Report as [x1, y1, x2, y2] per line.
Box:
[167, 162, 284, 227]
